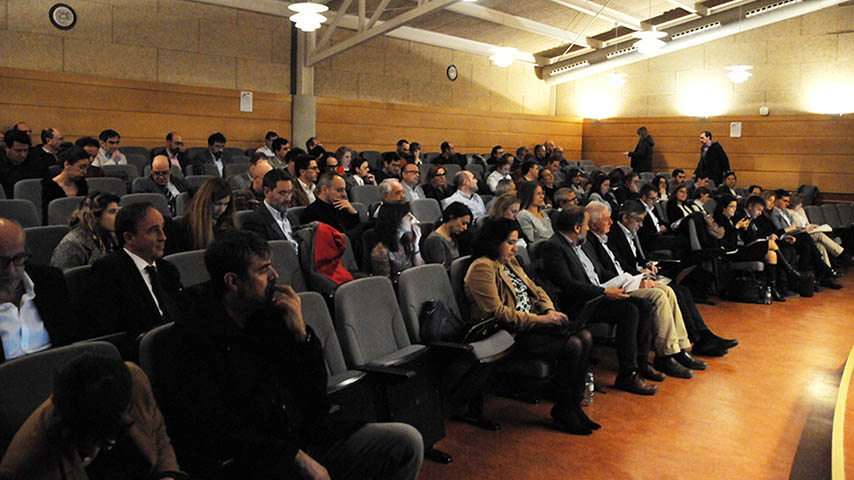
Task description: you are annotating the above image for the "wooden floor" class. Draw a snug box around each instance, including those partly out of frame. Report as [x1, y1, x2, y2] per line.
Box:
[420, 273, 854, 480]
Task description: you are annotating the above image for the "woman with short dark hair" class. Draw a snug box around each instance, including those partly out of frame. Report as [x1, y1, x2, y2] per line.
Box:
[422, 202, 472, 270]
[42, 147, 90, 223]
[464, 218, 596, 435]
[624, 126, 654, 172]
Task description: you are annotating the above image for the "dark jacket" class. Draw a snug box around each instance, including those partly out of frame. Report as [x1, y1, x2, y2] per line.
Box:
[694, 141, 730, 185]
[0, 153, 50, 199]
[535, 234, 608, 314]
[603, 224, 646, 275]
[41, 177, 88, 225]
[132, 176, 192, 215]
[89, 250, 183, 339]
[159, 283, 355, 478]
[0, 265, 78, 364]
[628, 136, 654, 172]
[301, 198, 360, 235]
[150, 147, 190, 172]
[240, 204, 290, 241]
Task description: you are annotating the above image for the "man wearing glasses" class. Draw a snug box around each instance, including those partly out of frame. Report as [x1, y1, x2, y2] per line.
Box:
[133, 155, 191, 216]
[401, 163, 422, 202]
[151, 132, 188, 171]
[0, 218, 77, 364]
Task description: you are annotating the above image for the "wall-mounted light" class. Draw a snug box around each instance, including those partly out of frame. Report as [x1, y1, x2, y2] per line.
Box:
[605, 73, 627, 89]
[489, 47, 517, 68]
[633, 29, 667, 55]
[726, 65, 753, 84]
[289, 2, 328, 32]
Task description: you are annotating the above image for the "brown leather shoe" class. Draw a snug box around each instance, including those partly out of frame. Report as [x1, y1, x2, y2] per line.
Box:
[639, 363, 666, 382]
[653, 356, 693, 379]
[614, 371, 658, 395]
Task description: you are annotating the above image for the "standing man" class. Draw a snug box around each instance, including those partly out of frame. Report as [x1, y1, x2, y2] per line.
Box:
[694, 131, 730, 186]
[93, 129, 127, 167]
[240, 169, 300, 251]
[132, 155, 191, 216]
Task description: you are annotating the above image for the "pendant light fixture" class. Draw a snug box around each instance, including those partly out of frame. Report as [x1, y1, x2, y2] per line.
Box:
[725, 65, 753, 84]
[489, 47, 517, 68]
[633, 28, 667, 55]
[288, 2, 329, 32]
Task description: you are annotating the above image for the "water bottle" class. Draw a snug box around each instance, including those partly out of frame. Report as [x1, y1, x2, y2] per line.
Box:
[765, 285, 772, 304]
[582, 372, 595, 406]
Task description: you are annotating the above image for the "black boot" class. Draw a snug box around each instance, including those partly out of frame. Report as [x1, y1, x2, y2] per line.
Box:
[767, 264, 785, 302]
[778, 253, 800, 281]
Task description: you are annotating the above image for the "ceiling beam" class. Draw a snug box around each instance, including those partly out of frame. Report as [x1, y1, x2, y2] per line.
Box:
[541, 0, 643, 30]
[663, 0, 700, 13]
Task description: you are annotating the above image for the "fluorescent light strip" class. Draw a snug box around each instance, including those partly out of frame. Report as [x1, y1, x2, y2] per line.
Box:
[549, 60, 590, 75]
[606, 46, 638, 58]
[670, 21, 721, 40]
[745, 0, 802, 18]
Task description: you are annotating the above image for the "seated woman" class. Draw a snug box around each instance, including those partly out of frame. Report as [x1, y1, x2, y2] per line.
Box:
[422, 202, 472, 270]
[0, 352, 182, 479]
[42, 147, 90, 222]
[175, 178, 235, 252]
[333, 146, 354, 174]
[652, 174, 669, 202]
[371, 202, 423, 279]
[566, 168, 586, 201]
[50, 192, 120, 270]
[516, 181, 554, 243]
[537, 168, 556, 208]
[463, 218, 596, 435]
[345, 157, 377, 193]
[419, 164, 452, 202]
[486, 194, 526, 248]
[665, 183, 720, 248]
[585, 173, 618, 214]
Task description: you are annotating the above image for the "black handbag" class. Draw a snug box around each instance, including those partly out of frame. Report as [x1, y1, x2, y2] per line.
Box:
[461, 317, 501, 344]
[420, 299, 465, 343]
[726, 276, 770, 304]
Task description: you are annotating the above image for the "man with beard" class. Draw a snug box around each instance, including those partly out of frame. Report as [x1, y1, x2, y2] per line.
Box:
[240, 169, 299, 251]
[158, 230, 423, 479]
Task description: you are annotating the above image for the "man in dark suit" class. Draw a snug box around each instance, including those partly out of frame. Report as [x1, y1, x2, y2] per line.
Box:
[240, 169, 300, 251]
[150, 131, 189, 172]
[90, 202, 183, 340]
[27, 128, 63, 167]
[1, 129, 48, 199]
[187, 131, 228, 176]
[132, 155, 191, 215]
[694, 130, 730, 186]
[637, 184, 689, 258]
[534, 207, 658, 395]
[0, 218, 78, 364]
[301, 173, 360, 236]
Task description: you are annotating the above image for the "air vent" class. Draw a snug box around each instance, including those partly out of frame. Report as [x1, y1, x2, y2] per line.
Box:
[745, 0, 802, 17]
[549, 60, 590, 75]
[670, 21, 721, 40]
[606, 46, 638, 58]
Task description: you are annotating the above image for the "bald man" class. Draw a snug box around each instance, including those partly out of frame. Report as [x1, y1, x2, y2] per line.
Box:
[0, 218, 77, 364]
[133, 155, 191, 216]
[233, 159, 272, 211]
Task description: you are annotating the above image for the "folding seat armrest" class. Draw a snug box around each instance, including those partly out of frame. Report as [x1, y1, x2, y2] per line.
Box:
[357, 364, 417, 382]
[326, 371, 367, 394]
[424, 341, 474, 354]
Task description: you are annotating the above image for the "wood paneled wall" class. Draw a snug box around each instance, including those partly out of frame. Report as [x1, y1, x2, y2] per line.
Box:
[582, 115, 854, 194]
[0, 67, 292, 151]
[316, 97, 583, 159]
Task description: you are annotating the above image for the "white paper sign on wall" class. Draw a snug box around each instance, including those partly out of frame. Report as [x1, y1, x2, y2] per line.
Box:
[240, 91, 253, 112]
[730, 121, 742, 138]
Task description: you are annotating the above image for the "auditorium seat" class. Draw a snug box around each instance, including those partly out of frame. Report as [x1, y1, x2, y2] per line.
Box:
[269, 240, 307, 292]
[163, 250, 208, 288]
[185, 175, 216, 190]
[410, 198, 442, 223]
[350, 184, 380, 206]
[120, 193, 171, 218]
[47, 196, 84, 226]
[0, 199, 40, 228]
[87, 176, 128, 196]
[24, 225, 70, 266]
[13, 179, 43, 225]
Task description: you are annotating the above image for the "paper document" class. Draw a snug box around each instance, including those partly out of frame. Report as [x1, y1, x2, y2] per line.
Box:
[602, 273, 645, 293]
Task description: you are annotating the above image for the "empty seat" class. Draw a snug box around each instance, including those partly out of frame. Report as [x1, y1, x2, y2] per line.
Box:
[837, 204, 854, 226]
[601, 166, 614, 173]
[233, 210, 253, 229]
[47, 196, 85, 226]
[175, 191, 192, 216]
[119, 146, 151, 159]
[410, 198, 442, 223]
[360, 150, 381, 171]
[223, 163, 249, 179]
[124, 153, 151, 174]
[222, 148, 246, 162]
[24, 225, 70, 266]
[805, 205, 824, 225]
[185, 163, 220, 177]
[639, 172, 655, 182]
[120, 193, 171, 218]
[350, 185, 380, 206]
[0, 199, 40, 228]
[86, 176, 127, 196]
[464, 163, 484, 178]
[821, 204, 844, 229]
[13, 179, 43, 224]
[286, 206, 306, 227]
[351, 202, 369, 223]
[269, 240, 307, 292]
[443, 164, 461, 179]
[185, 175, 216, 190]
[163, 250, 208, 287]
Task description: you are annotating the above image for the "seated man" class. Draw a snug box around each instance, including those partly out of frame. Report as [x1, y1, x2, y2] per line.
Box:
[486, 157, 513, 193]
[374, 178, 405, 218]
[590, 200, 738, 357]
[375, 151, 403, 183]
[240, 169, 299, 251]
[269, 137, 291, 170]
[441, 171, 486, 219]
[92, 129, 127, 167]
[535, 208, 658, 395]
[231, 159, 272, 211]
[1, 129, 47, 199]
[548, 187, 579, 227]
[401, 163, 422, 202]
[133, 155, 191, 216]
[158, 230, 423, 479]
[0, 352, 181, 479]
[90, 203, 184, 339]
[485, 178, 517, 213]
[613, 171, 640, 205]
[301, 173, 360, 237]
[256, 130, 278, 158]
[637, 184, 689, 258]
[151, 132, 188, 171]
[189, 132, 227, 176]
[29, 127, 64, 166]
[0, 218, 77, 364]
[292, 154, 318, 207]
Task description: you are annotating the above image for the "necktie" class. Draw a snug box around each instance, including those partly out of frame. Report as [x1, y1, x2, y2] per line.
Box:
[145, 265, 179, 324]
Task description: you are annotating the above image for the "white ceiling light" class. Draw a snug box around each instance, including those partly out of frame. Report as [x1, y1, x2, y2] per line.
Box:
[489, 47, 517, 67]
[726, 65, 753, 84]
[633, 29, 667, 55]
[289, 2, 328, 32]
[606, 72, 627, 88]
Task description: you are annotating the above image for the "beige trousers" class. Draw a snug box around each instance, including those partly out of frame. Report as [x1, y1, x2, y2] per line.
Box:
[629, 285, 690, 356]
[811, 232, 844, 266]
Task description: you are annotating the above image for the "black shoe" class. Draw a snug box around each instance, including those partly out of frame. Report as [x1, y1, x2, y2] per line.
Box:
[574, 404, 602, 430]
[830, 268, 844, 279]
[703, 332, 739, 349]
[675, 350, 708, 370]
[614, 371, 659, 395]
[639, 363, 666, 382]
[692, 341, 728, 357]
[770, 286, 786, 302]
[820, 277, 843, 289]
[653, 356, 693, 379]
[550, 406, 593, 435]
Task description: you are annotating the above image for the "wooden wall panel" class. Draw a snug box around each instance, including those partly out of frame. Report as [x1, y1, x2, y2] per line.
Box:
[582, 115, 854, 194]
[0, 67, 292, 150]
[316, 97, 583, 160]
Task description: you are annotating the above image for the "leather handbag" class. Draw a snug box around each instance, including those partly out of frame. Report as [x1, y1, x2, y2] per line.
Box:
[420, 299, 465, 343]
[462, 317, 502, 344]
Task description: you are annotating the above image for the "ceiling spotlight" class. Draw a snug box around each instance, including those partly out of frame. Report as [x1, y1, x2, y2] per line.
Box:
[288, 2, 328, 32]
[726, 65, 753, 84]
[606, 73, 627, 88]
[633, 29, 667, 55]
[489, 47, 517, 68]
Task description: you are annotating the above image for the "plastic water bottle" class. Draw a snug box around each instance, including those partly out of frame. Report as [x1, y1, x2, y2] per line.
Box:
[582, 372, 595, 406]
[765, 285, 772, 304]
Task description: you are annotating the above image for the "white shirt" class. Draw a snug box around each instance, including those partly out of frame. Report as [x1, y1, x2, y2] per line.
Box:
[298, 179, 316, 204]
[124, 248, 162, 316]
[165, 181, 181, 199]
[486, 170, 512, 193]
[256, 146, 274, 158]
[0, 273, 51, 360]
[617, 221, 641, 267]
[263, 200, 299, 252]
[592, 231, 624, 275]
[403, 183, 422, 202]
[644, 202, 661, 232]
[442, 190, 486, 218]
[93, 147, 127, 167]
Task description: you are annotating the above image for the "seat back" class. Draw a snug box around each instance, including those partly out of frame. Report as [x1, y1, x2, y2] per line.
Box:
[704, 197, 717, 216]
[821, 204, 842, 228]
[351, 202, 368, 223]
[350, 185, 380, 206]
[234, 210, 253, 229]
[300, 292, 349, 376]
[798, 184, 819, 206]
[163, 250, 209, 287]
[120, 193, 171, 217]
[836, 203, 854, 226]
[47, 196, 85, 225]
[410, 198, 442, 223]
[269, 240, 307, 292]
[119, 146, 151, 159]
[13, 179, 43, 224]
[223, 163, 249, 178]
[656, 199, 669, 224]
[0, 199, 40, 227]
[333, 276, 412, 367]
[185, 175, 216, 190]
[87, 177, 128, 196]
[223, 148, 246, 162]
[0, 342, 120, 456]
[101, 164, 140, 184]
[449, 255, 474, 322]
[286, 206, 306, 227]
[175, 191, 192, 216]
[124, 153, 151, 174]
[805, 205, 824, 224]
[24, 225, 70, 266]
[443, 163, 461, 179]
[137, 323, 175, 392]
[398, 264, 461, 344]
[360, 150, 381, 171]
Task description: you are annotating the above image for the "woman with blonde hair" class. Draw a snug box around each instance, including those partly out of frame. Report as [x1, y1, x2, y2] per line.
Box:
[177, 178, 234, 251]
[50, 191, 121, 270]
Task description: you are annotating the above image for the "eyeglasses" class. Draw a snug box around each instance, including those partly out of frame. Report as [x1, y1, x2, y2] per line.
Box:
[404, 170, 420, 174]
[1, 253, 29, 269]
[435, 173, 446, 177]
[151, 170, 171, 177]
[308, 166, 319, 170]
